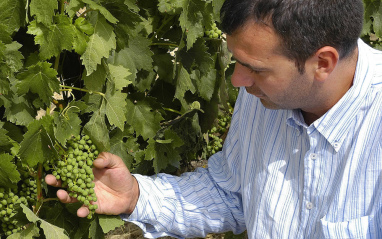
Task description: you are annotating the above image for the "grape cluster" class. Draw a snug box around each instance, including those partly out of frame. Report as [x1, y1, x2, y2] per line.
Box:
[205, 22, 222, 39]
[206, 104, 233, 157]
[0, 187, 28, 237]
[51, 134, 99, 219]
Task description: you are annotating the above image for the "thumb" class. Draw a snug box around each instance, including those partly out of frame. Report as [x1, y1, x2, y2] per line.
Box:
[93, 152, 122, 169]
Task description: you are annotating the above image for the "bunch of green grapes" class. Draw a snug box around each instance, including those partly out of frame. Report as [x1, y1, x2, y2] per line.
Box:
[205, 22, 222, 39]
[14, 160, 38, 206]
[50, 134, 99, 219]
[206, 104, 233, 157]
[0, 187, 28, 237]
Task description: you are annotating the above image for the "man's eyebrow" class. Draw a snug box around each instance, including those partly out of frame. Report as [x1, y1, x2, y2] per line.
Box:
[231, 56, 269, 72]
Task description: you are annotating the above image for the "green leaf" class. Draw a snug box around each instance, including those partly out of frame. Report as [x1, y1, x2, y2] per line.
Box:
[108, 64, 132, 91]
[158, 0, 185, 15]
[98, 215, 124, 234]
[0, 123, 11, 147]
[20, 204, 70, 239]
[7, 223, 40, 239]
[372, 3, 382, 37]
[19, 116, 56, 168]
[179, 0, 206, 49]
[65, 0, 84, 18]
[175, 65, 196, 100]
[3, 41, 24, 73]
[2, 92, 35, 126]
[29, 0, 58, 25]
[122, 35, 153, 72]
[81, 14, 116, 75]
[0, 153, 20, 189]
[84, 108, 110, 151]
[192, 69, 217, 100]
[145, 129, 184, 173]
[109, 127, 136, 168]
[179, 37, 214, 75]
[105, 81, 127, 129]
[16, 61, 59, 105]
[28, 16, 75, 60]
[82, 0, 119, 24]
[124, 0, 140, 12]
[125, 97, 164, 140]
[53, 105, 82, 146]
[83, 64, 107, 91]
[88, 217, 104, 239]
[0, 0, 25, 34]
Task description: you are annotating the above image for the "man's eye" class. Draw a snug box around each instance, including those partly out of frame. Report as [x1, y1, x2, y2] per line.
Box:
[249, 69, 261, 74]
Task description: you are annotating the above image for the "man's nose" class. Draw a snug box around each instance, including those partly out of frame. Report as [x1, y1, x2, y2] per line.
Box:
[230, 63, 254, 88]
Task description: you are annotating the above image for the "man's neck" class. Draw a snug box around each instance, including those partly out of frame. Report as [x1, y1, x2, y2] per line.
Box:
[302, 48, 359, 126]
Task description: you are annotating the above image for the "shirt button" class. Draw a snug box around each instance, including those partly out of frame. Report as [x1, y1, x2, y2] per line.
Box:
[333, 142, 340, 149]
[306, 202, 314, 210]
[309, 153, 318, 160]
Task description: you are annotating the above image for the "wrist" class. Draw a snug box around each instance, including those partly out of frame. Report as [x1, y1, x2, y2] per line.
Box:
[126, 175, 140, 215]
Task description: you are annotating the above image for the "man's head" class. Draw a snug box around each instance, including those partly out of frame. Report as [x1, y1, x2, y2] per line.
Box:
[221, 0, 364, 73]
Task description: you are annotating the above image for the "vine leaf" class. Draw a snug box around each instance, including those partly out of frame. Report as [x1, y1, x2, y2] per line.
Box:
[192, 69, 217, 101]
[82, 0, 119, 24]
[29, 0, 58, 26]
[2, 93, 35, 126]
[175, 65, 196, 101]
[88, 217, 104, 239]
[83, 64, 107, 91]
[0, 0, 25, 35]
[108, 64, 132, 91]
[105, 82, 127, 130]
[53, 107, 82, 146]
[0, 153, 20, 189]
[98, 215, 124, 234]
[125, 98, 163, 140]
[19, 116, 55, 168]
[81, 14, 116, 75]
[179, 0, 206, 50]
[20, 204, 70, 239]
[84, 108, 110, 151]
[28, 15, 75, 60]
[7, 223, 40, 239]
[145, 129, 184, 173]
[157, 0, 185, 15]
[16, 61, 59, 105]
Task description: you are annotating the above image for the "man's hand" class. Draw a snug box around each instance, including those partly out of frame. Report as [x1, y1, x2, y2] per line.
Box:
[45, 152, 139, 217]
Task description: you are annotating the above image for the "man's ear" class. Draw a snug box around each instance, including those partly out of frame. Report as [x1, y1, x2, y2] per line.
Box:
[314, 46, 339, 81]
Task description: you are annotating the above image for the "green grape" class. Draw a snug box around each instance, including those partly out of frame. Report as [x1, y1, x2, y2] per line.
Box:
[48, 134, 100, 220]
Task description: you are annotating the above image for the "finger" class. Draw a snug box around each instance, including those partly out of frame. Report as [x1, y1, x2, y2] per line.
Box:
[56, 189, 78, 203]
[93, 152, 122, 169]
[77, 206, 90, 218]
[45, 174, 62, 187]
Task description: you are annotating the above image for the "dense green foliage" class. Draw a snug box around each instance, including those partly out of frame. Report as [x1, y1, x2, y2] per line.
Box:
[0, 0, 380, 238]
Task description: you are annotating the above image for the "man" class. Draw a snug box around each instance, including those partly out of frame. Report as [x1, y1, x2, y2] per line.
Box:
[46, 0, 382, 238]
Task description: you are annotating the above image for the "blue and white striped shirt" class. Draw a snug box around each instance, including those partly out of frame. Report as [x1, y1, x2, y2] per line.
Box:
[124, 39, 382, 239]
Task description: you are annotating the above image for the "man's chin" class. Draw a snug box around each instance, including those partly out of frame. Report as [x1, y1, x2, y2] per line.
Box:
[259, 98, 281, 110]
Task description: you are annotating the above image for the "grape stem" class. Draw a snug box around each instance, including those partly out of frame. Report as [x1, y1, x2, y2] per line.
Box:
[34, 163, 44, 215]
[60, 85, 106, 97]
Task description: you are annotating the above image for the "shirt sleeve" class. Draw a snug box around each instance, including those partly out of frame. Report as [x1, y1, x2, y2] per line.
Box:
[121, 88, 247, 239]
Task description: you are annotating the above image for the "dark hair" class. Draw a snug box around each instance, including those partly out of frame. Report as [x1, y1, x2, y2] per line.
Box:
[221, 0, 364, 73]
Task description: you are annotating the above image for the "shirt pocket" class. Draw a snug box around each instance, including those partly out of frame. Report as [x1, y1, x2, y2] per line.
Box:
[319, 216, 369, 239]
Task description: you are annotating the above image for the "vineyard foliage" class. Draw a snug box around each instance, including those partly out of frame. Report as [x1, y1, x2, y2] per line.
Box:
[0, 0, 381, 238]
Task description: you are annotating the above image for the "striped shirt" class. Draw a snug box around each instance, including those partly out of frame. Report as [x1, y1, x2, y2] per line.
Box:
[124, 39, 382, 239]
